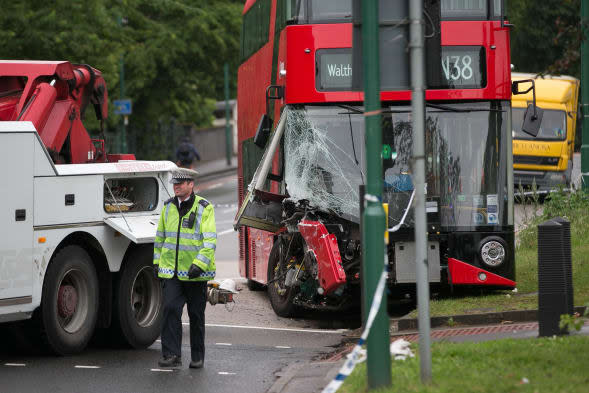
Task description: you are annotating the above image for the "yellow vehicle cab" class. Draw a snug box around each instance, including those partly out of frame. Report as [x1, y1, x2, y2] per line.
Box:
[512, 72, 579, 191]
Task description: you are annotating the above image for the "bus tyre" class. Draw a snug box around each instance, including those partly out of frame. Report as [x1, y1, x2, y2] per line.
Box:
[113, 247, 163, 348]
[247, 279, 266, 291]
[267, 237, 299, 317]
[40, 245, 99, 355]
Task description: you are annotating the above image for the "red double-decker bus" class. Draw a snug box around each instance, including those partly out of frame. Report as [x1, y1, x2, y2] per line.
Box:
[236, 0, 519, 317]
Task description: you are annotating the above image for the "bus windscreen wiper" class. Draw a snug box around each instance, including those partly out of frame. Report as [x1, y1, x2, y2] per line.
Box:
[337, 104, 363, 114]
[337, 105, 411, 115]
[426, 103, 503, 112]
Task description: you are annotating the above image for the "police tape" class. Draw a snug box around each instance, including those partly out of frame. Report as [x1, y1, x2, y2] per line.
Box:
[320, 263, 388, 393]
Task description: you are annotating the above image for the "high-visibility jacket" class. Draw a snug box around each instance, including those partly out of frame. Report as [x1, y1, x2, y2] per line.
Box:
[153, 195, 216, 281]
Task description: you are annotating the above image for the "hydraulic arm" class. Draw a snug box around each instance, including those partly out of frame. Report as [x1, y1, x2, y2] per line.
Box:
[0, 60, 119, 163]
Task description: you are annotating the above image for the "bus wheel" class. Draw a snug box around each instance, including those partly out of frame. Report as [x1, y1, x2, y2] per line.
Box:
[267, 237, 299, 317]
[112, 247, 163, 349]
[41, 245, 99, 355]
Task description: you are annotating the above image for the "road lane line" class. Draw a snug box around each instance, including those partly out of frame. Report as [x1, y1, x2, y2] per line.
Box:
[151, 368, 174, 372]
[75, 365, 101, 369]
[4, 363, 26, 367]
[218, 228, 235, 236]
[218, 372, 236, 375]
[275, 346, 291, 349]
[215, 342, 233, 346]
[197, 323, 347, 334]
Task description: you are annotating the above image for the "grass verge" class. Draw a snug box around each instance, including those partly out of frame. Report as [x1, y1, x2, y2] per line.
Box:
[405, 190, 589, 319]
[340, 335, 589, 393]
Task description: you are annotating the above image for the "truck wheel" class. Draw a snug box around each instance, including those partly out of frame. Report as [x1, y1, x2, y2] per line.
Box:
[267, 237, 299, 317]
[40, 245, 99, 355]
[112, 247, 163, 348]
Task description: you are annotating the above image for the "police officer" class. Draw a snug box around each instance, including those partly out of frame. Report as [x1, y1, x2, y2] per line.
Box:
[153, 168, 216, 368]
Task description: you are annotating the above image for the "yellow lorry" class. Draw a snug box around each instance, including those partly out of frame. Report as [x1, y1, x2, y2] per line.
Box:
[512, 72, 579, 191]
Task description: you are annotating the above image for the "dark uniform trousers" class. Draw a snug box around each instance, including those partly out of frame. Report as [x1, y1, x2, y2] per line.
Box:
[161, 277, 207, 362]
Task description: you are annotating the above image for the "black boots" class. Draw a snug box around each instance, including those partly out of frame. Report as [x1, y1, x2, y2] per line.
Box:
[158, 355, 181, 368]
[189, 360, 204, 369]
[158, 355, 203, 369]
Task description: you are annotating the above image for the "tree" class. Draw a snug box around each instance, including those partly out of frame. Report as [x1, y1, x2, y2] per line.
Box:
[0, 0, 243, 159]
[509, 0, 581, 77]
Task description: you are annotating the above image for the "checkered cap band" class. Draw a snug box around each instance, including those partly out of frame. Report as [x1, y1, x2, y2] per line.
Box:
[170, 168, 197, 183]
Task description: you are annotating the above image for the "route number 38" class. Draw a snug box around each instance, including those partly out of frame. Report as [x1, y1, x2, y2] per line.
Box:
[442, 55, 473, 81]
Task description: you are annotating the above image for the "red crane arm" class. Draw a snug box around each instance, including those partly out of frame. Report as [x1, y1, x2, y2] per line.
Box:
[0, 60, 111, 163]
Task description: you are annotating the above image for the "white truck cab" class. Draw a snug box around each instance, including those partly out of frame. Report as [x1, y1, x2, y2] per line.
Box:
[0, 121, 175, 354]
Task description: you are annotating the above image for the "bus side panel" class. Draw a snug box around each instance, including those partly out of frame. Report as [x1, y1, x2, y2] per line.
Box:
[237, 0, 278, 281]
[0, 132, 34, 304]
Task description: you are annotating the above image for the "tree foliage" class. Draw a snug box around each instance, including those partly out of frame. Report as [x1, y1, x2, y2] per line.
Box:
[0, 0, 242, 159]
[509, 0, 581, 77]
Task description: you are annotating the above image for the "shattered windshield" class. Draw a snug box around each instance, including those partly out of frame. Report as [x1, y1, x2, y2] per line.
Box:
[284, 106, 365, 219]
[283, 102, 509, 229]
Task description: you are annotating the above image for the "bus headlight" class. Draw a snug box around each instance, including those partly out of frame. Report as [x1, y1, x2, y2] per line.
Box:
[479, 238, 506, 268]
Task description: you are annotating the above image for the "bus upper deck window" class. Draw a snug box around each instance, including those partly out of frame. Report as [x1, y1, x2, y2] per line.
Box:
[308, 0, 352, 23]
[441, 0, 488, 20]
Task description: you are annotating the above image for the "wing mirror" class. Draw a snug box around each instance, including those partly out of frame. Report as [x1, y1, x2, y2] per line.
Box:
[254, 114, 273, 148]
[254, 85, 284, 149]
[512, 79, 544, 137]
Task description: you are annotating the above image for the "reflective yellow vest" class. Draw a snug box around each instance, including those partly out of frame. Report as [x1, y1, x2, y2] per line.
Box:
[153, 195, 216, 281]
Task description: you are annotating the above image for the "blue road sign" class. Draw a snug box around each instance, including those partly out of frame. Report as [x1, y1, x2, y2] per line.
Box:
[114, 99, 132, 115]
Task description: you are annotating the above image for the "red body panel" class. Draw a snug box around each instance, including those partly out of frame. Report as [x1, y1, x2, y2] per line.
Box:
[284, 21, 511, 104]
[298, 220, 346, 294]
[237, 1, 280, 284]
[448, 258, 516, 288]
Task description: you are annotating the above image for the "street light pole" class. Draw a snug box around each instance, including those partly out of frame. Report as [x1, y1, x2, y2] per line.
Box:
[118, 15, 127, 154]
[581, 0, 589, 190]
[224, 63, 232, 166]
[361, 0, 391, 390]
[409, 0, 432, 383]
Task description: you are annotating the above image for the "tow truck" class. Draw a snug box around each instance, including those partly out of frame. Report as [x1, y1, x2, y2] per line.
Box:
[0, 61, 173, 354]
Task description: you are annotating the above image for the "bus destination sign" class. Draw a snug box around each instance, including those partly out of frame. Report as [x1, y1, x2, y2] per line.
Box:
[316, 48, 353, 91]
[316, 46, 486, 91]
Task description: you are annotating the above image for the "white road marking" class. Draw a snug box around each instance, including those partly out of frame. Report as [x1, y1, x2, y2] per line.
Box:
[275, 346, 291, 349]
[151, 368, 174, 372]
[4, 363, 26, 367]
[215, 342, 233, 346]
[218, 228, 235, 236]
[195, 322, 347, 334]
[218, 372, 236, 375]
[75, 365, 101, 369]
[222, 207, 238, 214]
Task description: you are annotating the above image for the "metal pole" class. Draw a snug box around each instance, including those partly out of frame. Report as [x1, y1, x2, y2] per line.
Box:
[361, 0, 391, 390]
[118, 15, 127, 154]
[409, 0, 432, 383]
[582, 0, 589, 190]
[224, 63, 232, 166]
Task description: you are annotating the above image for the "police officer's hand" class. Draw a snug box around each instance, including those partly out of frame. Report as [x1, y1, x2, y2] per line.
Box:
[153, 266, 159, 280]
[188, 264, 204, 279]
